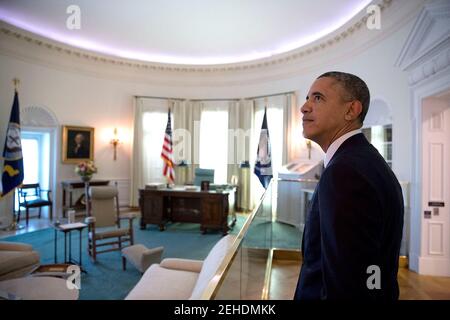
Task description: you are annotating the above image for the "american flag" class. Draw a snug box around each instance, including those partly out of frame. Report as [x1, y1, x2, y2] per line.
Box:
[161, 109, 175, 183]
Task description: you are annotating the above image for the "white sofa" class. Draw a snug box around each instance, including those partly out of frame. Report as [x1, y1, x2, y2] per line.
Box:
[0, 241, 40, 281]
[125, 235, 235, 300]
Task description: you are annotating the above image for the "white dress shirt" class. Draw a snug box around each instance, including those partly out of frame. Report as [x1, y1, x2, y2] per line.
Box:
[324, 129, 362, 168]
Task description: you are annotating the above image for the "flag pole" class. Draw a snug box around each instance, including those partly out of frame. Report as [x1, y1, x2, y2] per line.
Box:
[13, 78, 20, 92]
[165, 100, 173, 188]
[4, 78, 25, 231]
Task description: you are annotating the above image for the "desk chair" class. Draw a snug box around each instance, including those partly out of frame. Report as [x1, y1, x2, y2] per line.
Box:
[194, 168, 215, 186]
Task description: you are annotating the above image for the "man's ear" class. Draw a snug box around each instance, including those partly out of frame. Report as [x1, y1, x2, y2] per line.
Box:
[345, 101, 362, 121]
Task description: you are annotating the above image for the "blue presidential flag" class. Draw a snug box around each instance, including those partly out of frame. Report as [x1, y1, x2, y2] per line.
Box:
[1, 91, 24, 197]
[254, 108, 272, 189]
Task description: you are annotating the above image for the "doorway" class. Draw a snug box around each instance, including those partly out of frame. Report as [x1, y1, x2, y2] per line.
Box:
[15, 130, 52, 219]
[420, 90, 450, 276]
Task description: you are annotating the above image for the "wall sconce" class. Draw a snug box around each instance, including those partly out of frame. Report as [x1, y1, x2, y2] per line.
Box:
[110, 128, 120, 161]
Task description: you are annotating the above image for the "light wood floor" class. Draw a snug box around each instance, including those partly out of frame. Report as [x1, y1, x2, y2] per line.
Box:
[268, 258, 450, 300]
[0, 208, 53, 239]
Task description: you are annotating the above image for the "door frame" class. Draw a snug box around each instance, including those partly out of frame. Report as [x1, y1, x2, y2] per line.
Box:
[410, 73, 450, 275]
[21, 125, 57, 220]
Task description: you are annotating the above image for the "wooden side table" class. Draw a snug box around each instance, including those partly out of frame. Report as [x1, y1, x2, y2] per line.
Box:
[61, 180, 109, 217]
[53, 221, 87, 273]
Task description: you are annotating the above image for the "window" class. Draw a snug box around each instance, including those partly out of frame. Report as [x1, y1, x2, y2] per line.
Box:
[362, 124, 392, 168]
[22, 138, 39, 184]
[199, 107, 229, 184]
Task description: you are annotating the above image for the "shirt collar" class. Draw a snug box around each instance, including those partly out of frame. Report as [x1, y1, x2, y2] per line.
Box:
[324, 129, 362, 168]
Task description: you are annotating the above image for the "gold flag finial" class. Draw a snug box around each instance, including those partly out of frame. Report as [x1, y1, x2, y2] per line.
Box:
[13, 78, 20, 91]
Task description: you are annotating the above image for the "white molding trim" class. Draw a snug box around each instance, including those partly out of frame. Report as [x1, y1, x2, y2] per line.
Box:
[418, 256, 450, 276]
[427, 221, 444, 255]
[1, 1, 396, 73]
[21, 105, 59, 128]
[397, 0, 450, 276]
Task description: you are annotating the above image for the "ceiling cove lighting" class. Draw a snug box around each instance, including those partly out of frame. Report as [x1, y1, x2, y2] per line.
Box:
[0, 1, 372, 65]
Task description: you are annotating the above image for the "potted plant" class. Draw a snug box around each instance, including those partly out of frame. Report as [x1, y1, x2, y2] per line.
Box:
[75, 160, 97, 182]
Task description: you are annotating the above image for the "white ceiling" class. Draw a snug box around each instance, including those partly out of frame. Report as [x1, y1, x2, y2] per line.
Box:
[0, 0, 372, 65]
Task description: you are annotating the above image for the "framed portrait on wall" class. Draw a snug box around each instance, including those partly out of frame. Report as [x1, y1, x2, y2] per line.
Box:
[62, 125, 94, 164]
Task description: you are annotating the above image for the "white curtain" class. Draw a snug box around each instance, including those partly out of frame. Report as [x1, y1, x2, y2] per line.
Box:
[228, 99, 254, 210]
[173, 100, 201, 183]
[284, 93, 301, 163]
[130, 97, 181, 207]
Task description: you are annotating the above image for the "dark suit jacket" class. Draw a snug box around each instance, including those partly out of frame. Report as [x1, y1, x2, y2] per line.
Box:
[294, 133, 404, 300]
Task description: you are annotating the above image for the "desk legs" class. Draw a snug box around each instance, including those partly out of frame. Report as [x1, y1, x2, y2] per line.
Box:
[69, 231, 72, 262]
[53, 229, 86, 273]
[54, 229, 57, 263]
[79, 229, 82, 267]
[64, 232, 68, 263]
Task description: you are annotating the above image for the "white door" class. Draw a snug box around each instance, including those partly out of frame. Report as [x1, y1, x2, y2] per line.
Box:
[420, 95, 450, 276]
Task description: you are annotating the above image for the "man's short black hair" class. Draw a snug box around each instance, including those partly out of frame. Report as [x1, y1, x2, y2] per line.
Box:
[318, 71, 370, 123]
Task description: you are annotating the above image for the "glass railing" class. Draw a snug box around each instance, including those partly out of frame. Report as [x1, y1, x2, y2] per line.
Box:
[201, 178, 311, 300]
[200, 180, 274, 300]
[201, 177, 410, 299]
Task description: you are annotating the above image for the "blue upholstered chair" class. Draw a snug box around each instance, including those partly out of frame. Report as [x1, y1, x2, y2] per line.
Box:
[193, 168, 215, 186]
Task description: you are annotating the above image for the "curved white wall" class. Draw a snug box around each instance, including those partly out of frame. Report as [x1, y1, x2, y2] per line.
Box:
[0, 1, 421, 220]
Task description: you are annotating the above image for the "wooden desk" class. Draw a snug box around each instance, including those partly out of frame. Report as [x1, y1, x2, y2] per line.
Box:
[139, 187, 236, 234]
[61, 180, 110, 217]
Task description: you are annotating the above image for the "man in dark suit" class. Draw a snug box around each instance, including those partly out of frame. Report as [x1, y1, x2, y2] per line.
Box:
[294, 71, 404, 300]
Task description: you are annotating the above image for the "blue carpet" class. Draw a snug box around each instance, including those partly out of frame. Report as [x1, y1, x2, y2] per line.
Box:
[244, 218, 302, 250]
[4, 218, 245, 300]
[3, 215, 301, 299]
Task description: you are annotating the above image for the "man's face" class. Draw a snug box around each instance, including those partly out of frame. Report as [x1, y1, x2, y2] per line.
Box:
[75, 133, 84, 145]
[301, 77, 350, 149]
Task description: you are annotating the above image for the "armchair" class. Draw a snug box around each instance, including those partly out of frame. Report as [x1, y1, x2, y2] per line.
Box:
[85, 186, 136, 262]
[17, 183, 53, 224]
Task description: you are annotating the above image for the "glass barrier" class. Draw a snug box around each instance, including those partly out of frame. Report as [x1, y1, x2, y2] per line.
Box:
[201, 177, 410, 300]
[201, 179, 311, 300]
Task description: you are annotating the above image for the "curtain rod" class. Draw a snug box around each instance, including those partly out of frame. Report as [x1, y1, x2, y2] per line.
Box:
[245, 91, 295, 100]
[134, 95, 186, 101]
[189, 98, 240, 102]
[134, 91, 296, 102]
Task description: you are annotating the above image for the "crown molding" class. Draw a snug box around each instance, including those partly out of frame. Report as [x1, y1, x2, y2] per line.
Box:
[396, 0, 450, 86]
[0, 0, 395, 74]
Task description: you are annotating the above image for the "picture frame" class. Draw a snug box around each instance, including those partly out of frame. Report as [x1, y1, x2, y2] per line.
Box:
[62, 125, 94, 164]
